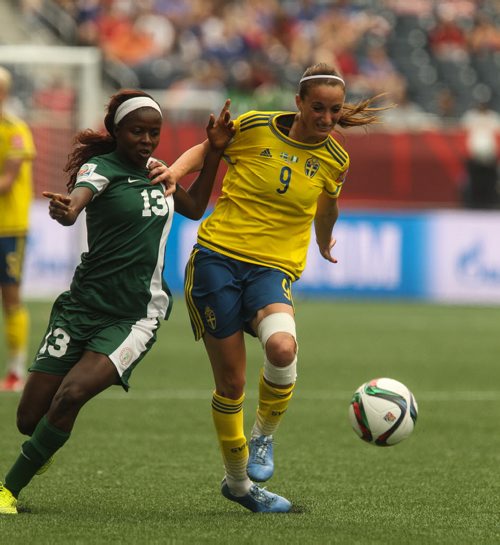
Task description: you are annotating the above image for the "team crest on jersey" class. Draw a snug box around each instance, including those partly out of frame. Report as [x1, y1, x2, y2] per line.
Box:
[204, 306, 216, 330]
[77, 163, 97, 178]
[304, 157, 320, 178]
[260, 148, 272, 158]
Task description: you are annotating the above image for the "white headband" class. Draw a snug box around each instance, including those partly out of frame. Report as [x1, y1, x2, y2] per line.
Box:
[299, 75, 345, 86]
[114, 97, 163, 125]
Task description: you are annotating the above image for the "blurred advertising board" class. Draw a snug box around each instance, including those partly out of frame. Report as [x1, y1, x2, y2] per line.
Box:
[23, 202, 500, 304]
[164, 209, 500, 304]
[23, 200, 84, 298]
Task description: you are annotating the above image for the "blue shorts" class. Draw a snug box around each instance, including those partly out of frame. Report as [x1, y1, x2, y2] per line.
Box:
[184, 245, 294, 340]
[0, 236, 27, 284]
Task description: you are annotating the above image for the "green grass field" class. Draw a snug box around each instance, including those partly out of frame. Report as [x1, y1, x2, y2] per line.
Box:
[1, 298, 499, 545]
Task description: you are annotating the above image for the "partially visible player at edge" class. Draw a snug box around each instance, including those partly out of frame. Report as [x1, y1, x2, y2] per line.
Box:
[0, 66, 36, 392]
[164, 62, 386, 513]
[0, 90, 234, 515]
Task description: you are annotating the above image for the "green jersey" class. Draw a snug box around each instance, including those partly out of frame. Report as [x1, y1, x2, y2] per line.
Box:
[71, 151, 173, 319]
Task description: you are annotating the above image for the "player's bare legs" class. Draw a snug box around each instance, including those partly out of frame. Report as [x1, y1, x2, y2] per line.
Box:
[44, 352, 119, 432]
[203, 314, 293, 512]
[17, 352, 118, 433]
[17, 372, 65, 435]
[245, 303, 297, 483]
[2, 353, 119, 509]
[204, 330, 247, 400]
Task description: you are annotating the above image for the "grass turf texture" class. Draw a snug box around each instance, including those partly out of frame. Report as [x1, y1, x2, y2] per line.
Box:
[0, 298, 499, 545]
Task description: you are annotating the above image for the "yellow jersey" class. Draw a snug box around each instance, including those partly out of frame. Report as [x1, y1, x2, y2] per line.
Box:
[197, 110, 350, 280]
[0, 112, 36, 236]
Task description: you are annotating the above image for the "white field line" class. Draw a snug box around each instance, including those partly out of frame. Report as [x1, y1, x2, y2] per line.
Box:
[100, 389, 500, 402]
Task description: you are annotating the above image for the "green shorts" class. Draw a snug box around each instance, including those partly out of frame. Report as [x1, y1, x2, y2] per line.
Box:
[29, 291, 161, 390]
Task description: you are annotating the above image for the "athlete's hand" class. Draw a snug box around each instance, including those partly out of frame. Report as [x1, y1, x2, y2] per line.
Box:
[207, 99, 235, 151]
[42, 191, 73, 222]
[317, 236, 338, 264]
[148, 160, 176, 196]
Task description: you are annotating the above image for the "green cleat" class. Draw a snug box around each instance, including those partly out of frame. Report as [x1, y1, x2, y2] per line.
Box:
[0, 483, 18, 515]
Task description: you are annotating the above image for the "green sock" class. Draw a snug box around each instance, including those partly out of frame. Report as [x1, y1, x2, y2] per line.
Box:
[5, 416, 70, 497]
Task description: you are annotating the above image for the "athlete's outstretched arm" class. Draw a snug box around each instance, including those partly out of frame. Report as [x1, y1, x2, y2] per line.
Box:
[42, 187, 93, 226]
[314, 192, 339, 264]
[148, 102, 233, 195]
[147, 143, 209, 196]
[171, 142, 210, 177]
[148, 142, 210, 197]
[174, 100, 234, 220]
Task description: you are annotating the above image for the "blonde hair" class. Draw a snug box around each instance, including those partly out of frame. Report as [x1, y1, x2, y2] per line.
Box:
[0, 66, 12, 92]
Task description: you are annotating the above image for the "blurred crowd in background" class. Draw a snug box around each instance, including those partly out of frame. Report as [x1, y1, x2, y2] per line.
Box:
[2, 0, 499, 208]
[15, 0, 500, 128]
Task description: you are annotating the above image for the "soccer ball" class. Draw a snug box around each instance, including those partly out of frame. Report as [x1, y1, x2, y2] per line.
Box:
[348, 377, 418, 446]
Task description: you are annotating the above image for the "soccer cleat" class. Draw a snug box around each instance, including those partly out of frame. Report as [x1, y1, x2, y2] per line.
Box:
[36, 455, 54, 476]
[247, 435, 274, 482]
[0, 372, 25, 392]
[221, 478, 291, 513]
[0, 483, 18, 515]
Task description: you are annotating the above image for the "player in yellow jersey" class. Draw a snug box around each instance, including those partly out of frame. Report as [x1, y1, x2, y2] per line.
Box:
[0, 66, 36, 392]
[167, 62, 386, 513]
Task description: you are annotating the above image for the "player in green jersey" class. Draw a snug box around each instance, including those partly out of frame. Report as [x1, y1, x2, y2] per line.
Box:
[0, 89, 234, 515]
[170, 62, 386, 513]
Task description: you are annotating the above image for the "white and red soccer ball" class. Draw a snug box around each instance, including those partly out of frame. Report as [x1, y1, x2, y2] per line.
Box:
[349, 377, 418, 446]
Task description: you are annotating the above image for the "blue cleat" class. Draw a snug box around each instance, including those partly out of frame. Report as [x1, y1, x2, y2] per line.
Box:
[221, 478, 291, 513]
[247, 435, 274, 482]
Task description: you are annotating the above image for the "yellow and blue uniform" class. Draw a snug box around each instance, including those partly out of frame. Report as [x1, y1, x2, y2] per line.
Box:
[185, 110, 350, 504]
[0, 112, 35, 284]
[197, 110, 349, 280]
[185, 110, 349, 339]
[0, 112, 35, 237]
